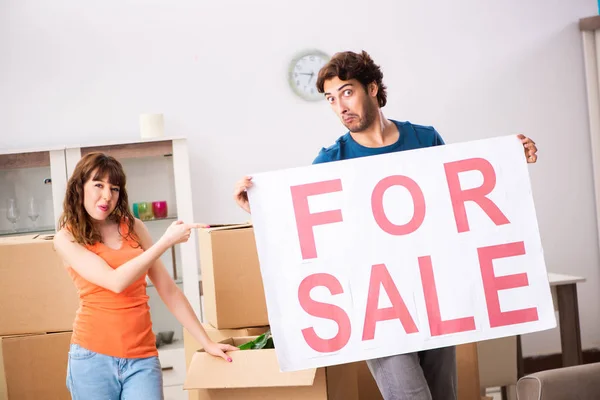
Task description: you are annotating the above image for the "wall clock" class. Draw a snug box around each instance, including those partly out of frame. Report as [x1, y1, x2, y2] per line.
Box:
[288, 50, 330, 101]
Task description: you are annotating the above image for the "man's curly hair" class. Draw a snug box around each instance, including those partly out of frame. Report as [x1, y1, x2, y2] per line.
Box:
[317, 50, 387, 107]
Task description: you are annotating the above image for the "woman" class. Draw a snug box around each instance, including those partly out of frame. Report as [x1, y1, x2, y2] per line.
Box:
[53, 152, 236, 400]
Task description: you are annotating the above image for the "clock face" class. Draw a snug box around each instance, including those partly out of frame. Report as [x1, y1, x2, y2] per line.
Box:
[288, 50, 329, 101]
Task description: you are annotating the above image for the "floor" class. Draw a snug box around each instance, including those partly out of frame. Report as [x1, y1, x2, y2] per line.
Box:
[489, 390, 502, 400]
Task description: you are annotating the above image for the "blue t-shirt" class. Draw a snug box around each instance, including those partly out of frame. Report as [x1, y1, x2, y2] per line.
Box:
[312, 120, 445, 164]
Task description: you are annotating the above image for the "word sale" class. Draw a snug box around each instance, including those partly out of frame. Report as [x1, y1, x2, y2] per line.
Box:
[289, 157, 539, 353]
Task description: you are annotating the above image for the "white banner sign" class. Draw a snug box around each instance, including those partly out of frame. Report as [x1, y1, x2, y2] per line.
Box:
[248, 135, 556, 372]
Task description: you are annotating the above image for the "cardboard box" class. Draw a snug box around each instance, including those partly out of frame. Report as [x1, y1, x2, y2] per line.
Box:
[356, 361, 383, 400]
[457, 342, 481, 400]
[0, 235, 79, 336]
[0, 331, 72, 400]
[184, 336, 359, 400]
[198, 225, 269, 329]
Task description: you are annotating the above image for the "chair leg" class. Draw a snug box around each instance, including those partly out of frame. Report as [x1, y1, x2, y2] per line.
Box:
[501, 386, 508, 400]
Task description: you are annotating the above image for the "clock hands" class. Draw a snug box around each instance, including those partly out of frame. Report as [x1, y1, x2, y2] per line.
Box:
[298, 72, 315, 83]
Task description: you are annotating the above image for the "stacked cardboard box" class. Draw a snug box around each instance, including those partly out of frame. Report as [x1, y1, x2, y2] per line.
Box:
[0, 234, 79, 400]
[183, 225, 481, 399]
[182, 224, 270, 399]
[198, 224, 269, 329]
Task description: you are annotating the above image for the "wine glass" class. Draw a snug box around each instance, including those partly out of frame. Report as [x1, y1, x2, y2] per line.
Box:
[6, 198, 20, 232]
[27, 197, 40, 228]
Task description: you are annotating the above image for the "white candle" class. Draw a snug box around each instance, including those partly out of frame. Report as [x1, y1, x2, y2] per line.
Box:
[140, 113, 165, 139]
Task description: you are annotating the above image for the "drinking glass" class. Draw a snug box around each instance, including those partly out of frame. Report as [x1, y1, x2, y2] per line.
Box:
[152, 201, 168, 219]
[137, 202, 153, 221]
[6, 198, 20, 232]
[27, 197, 40, 228]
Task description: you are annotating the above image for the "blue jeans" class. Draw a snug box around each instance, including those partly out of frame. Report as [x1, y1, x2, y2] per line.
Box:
[66, 343, 164, 400]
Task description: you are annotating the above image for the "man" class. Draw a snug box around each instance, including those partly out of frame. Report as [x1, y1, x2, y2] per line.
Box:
[234, 50, 538, 399]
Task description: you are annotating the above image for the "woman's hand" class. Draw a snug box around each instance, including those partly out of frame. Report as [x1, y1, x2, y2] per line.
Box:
[203, 341, 239, 362]
[160, 220, 208, 247]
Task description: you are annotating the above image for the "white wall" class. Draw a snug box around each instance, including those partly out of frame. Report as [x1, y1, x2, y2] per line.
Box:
[1, 0, 598, 357]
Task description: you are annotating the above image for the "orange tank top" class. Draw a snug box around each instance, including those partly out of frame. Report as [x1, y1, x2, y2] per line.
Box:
[67, 221, 157, 359]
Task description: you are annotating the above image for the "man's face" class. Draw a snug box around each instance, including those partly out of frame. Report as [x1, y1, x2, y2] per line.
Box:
[323, 77, 378, 133]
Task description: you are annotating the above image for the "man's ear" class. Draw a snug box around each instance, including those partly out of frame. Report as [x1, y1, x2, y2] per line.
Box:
[368, 82, 379, 98]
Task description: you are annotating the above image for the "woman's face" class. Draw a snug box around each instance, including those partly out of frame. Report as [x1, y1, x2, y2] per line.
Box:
[83, 170, 120, 222]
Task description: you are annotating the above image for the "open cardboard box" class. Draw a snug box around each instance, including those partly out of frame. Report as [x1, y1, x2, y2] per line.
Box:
[184, 326, 272, 400]
[198, 224, 269, 329]
[184, 336, 359, 400]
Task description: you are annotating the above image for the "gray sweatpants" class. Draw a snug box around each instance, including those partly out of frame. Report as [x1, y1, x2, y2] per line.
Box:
[366, 346, 457, 400]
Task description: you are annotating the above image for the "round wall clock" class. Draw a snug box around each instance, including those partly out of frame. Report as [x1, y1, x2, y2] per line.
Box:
[288, 50, 330, 101]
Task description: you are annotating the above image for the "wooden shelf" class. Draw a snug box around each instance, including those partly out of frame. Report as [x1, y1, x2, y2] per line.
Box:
[81, 140, 173, 160]
[580, 15, 600, 32]
[0, 151, 50, 170]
